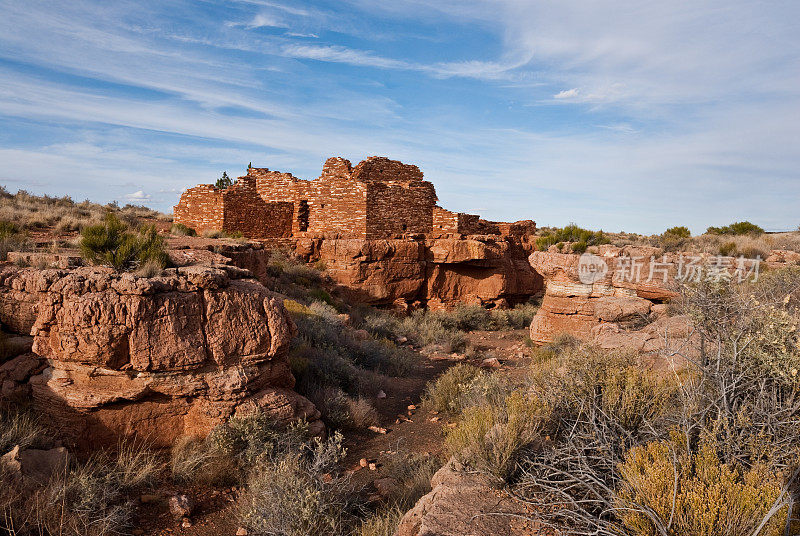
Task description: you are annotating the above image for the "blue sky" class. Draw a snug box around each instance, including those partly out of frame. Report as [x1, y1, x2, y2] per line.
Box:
[0, 0, 798, 234]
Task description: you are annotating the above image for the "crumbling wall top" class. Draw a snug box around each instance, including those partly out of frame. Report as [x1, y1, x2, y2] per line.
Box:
[351, 156, 424, 184]
[321, 157, 353, 178]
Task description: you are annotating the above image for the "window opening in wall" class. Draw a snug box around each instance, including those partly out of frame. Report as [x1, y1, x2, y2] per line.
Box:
[401, 224, 407, 231]
[298, 200, 310, 231]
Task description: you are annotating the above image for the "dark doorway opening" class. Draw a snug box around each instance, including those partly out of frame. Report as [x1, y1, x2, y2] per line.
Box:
[297, 200, 310, 231]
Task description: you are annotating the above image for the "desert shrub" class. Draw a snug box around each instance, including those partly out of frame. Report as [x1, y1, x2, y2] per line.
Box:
[618, 438, 786, 536]
[238, 431, 358, 536]
[358, 451, 441, 536]
[446, 390, 542, 483]
[364, 303, 537, 340]
[571, 241, 588, 253]
[719, 240, 737, 256]
[0, 219, 27, 260]
[488, 302, 539, 330]
[0, 405, 49, 453]
[308, 287, 336, 306]
[203, 228, 244, 239]
[659, 226, 692, 250]
[664, 225, 691, 238]
[536, 223, 610, 251]
[358, 506, 406, 536]
[171, 417, 321, 488]
[512, 274, 800, 534]
[79, 213, 169, 271]
[0, 220, 19, 238]
[363, 308, 468, 352]
[137, 224, 170, 266]
[203, 229, 224, 238]
[423, 363, 483, 414]
[170, 434, 237, 486]
[306, 386, 379, 430]
[290, 303, 415, 388]
[512, 346, 683, 531]
[1, 441, 159, 536]
[707, 221, 765, 235]
[209, 413, 308, 470]
[738, 242, 768, 259]
[677, 275, 800, 469]
[170, 222, 197, 236]
[379, 451, 441, 509]
[263, 250, 329, 298]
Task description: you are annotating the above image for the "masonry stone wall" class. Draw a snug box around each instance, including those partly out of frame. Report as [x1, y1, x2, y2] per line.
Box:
[174, 185, 225, 235]
[174, 156, 535, 240]
[174, 178, 293, 238]
[367, 180, 436, 238]
[222, 178, 293, 239]
[432, 207, 504, 235]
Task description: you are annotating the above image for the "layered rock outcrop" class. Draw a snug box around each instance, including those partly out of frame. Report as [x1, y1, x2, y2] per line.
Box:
[0, 265, 322, 448]
[285, 236, 542, 309]
[527, 246, 771, 354]
[528, 247, 678, 345]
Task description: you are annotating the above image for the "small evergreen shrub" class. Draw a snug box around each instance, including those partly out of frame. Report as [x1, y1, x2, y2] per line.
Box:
[707, 221, 765, 235]
[215, 171, 233, 189]
[79, 214, 169, 271]
[663, 225, 691, 238]
[536, 223, 610, 251]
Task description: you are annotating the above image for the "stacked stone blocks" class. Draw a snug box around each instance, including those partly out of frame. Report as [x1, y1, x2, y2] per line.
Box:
[174, 156, 535, 239]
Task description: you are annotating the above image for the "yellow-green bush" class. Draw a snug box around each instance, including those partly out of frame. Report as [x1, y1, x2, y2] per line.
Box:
[423, 363, 483, 414]
[618, 439, 786, 536]
[446, 391, 544, 483]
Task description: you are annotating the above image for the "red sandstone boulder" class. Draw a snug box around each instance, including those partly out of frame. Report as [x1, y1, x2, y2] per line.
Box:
[590, 314, 699, 358]
[0, 265, 322, 448]
[395, 458, 538, 536]
[528, 250, 680, 345]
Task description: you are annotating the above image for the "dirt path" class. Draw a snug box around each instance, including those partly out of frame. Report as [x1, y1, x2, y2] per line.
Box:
[137, 329, 532, 536]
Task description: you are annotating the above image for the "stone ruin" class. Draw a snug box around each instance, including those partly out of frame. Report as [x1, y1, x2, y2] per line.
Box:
[174, 156, 535, 239]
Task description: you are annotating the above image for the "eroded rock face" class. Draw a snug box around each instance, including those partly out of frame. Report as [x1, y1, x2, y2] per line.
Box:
[287, 236, 543, 308]
[528, 247, 679, 346]
[0, 265, 322, 448]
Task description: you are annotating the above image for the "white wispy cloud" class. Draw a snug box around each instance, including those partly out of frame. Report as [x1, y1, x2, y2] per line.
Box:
[125, 190, 151, 201]
[554, 88, 579, 99]
[280, 44, 413, 70]
[0, 0, 798, 233]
